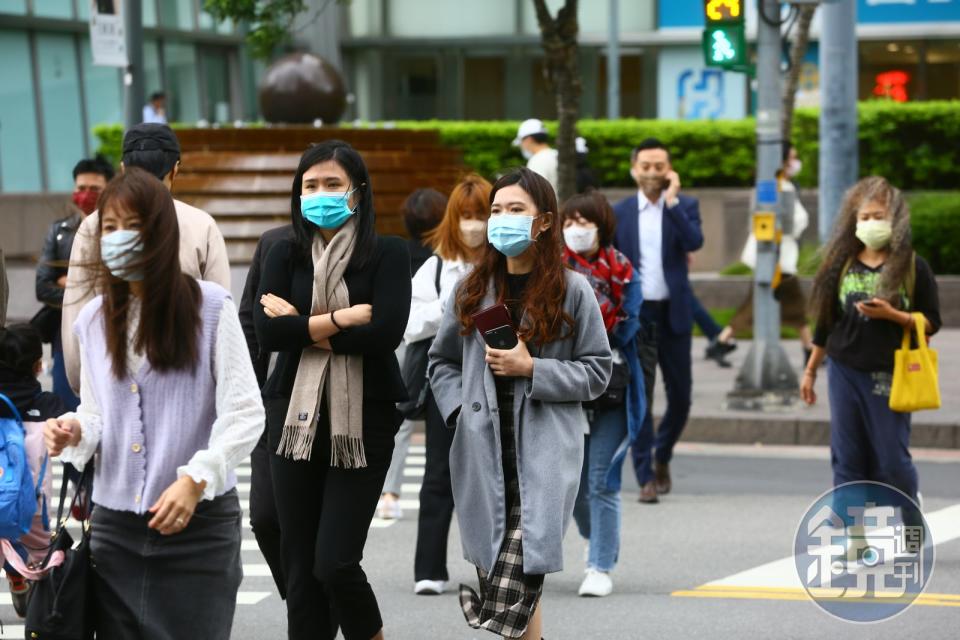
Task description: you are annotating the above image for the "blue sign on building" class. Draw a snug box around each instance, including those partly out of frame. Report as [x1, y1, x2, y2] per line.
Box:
[858, 0, 960, 24]
[659, 0, 706, 28]
[658, 0, 960, 28]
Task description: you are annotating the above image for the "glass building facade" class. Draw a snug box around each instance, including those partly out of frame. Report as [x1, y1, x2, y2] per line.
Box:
[0, 0, 252, 192]
[339, 0, 659, 122]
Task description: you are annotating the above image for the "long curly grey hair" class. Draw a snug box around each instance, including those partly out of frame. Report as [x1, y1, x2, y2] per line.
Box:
[809, 176, 913, 330]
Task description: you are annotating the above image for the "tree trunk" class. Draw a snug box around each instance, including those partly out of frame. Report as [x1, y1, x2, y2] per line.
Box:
[533, 0, 580, 204]
[781, 5, 816, 143]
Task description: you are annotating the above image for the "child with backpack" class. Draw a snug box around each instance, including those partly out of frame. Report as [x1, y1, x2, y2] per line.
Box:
[0, 324, 59, 617]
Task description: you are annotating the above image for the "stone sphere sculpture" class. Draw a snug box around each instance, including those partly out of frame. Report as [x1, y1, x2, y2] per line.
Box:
[258, 52, 347, 124]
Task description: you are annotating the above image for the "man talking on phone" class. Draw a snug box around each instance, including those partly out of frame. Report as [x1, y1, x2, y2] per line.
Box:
[613, 138, 703, 504]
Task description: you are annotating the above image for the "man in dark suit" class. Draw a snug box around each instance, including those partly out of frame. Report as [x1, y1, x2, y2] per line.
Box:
[613, 138, 703, 504]
[238, 223, 295, 598]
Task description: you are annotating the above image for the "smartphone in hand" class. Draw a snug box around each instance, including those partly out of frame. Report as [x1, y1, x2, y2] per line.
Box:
[471, 303, 519, 350]
[483, 325, 519, 350]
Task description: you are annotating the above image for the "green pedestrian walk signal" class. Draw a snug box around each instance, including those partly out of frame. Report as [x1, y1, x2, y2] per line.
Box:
[703, 26, 747, 68]
[702, 0, 748, 70]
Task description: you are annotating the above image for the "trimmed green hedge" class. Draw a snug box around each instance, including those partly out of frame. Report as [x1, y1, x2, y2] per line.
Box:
[94, 101, 960, 190]
[718, 192, 960, 275]
[909, 191, 960, 275]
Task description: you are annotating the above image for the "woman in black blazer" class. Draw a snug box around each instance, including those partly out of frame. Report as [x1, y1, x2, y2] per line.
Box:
[254, 140, 410, 640]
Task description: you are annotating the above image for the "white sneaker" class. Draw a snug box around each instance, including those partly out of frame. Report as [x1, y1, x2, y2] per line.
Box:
[414, 579, 446, 595]
[376, 495, 402, 520]
[578, 568, 613, 597]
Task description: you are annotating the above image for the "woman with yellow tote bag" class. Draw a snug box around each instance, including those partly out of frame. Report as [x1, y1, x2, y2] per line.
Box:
[800, 177, 941, 506]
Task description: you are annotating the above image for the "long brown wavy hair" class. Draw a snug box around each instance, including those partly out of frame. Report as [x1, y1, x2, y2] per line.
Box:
[809, 176, 913, 330]
[455, 168, 572, 345]
[95, 168, 201, 378]
[425, 173, 492, 262]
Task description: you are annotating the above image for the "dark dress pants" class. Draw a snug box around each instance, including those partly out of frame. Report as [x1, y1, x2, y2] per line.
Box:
[249, 429, 286, 598]
[268, 397, 399, 640]
[413, 393, 456, 581]
[631, 300, 693, 485]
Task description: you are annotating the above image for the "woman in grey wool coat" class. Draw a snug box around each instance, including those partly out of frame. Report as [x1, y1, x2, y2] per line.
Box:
[428, 168, 612, 639]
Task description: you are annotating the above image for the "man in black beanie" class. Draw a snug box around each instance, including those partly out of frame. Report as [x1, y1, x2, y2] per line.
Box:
[60, 124, 231, 391]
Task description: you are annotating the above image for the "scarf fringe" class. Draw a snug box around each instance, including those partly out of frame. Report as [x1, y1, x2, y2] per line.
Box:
[330, 433, 367, 469]
[276, 424, 316, 462]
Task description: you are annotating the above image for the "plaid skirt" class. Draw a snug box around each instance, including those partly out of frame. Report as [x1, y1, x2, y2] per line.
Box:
[460, 381, 544, 638]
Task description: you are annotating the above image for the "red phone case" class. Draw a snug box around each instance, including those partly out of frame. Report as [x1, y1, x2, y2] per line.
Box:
[471, 303, 514, 335]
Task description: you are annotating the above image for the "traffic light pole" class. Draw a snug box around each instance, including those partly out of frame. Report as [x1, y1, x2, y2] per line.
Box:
[819, 0, 858, 242]
[123, 0, 144, 131]
[727, 0, 799, 410]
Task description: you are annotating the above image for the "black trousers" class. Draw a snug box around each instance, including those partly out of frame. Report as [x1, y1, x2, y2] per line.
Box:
[414, 393, 456, 581]
[249, 429, 286, 599]
[267, 397, 399, 640]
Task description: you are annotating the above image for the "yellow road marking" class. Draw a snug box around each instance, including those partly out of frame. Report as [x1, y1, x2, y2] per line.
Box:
[671, 585, 960, 607]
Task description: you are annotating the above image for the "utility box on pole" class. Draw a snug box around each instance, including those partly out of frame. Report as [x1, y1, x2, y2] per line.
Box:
[726, 0, 799, 410]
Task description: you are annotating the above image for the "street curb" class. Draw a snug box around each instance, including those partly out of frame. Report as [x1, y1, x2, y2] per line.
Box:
[673, 415, 959, 449]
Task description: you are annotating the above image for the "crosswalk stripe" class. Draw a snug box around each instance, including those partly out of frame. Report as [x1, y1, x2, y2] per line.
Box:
[243, 564, 274, 577]
[408, 445, 425, 454]
[0, 591, 270, 607]
[236, 592, 272, 605]
[405, 455, 426, 466]
[403, 467, 424, 477]
[49, 467, 253, 478]
[401, 482, 422, 494]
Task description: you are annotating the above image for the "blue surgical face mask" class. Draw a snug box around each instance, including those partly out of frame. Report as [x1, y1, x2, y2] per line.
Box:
[300, 188, 358, 229]
[487, 214, 539, 258]
[100, 229, 144, 281]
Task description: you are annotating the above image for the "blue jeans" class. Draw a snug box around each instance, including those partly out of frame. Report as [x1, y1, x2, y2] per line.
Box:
[573, 404, 628, 572]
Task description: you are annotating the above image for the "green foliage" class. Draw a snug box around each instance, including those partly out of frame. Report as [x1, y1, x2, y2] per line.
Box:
[203, 0, 351, 60]
[719, 262, 752, 276]
[792, 102, 960, 190]
[93, 123, 124, 168]
[691, 307, 801, 340]
[908, 191, 960, 275]
[92, 102, 960, 192]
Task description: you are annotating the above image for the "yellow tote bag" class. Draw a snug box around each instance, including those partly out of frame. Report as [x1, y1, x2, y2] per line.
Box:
[889, 312, 940, 413]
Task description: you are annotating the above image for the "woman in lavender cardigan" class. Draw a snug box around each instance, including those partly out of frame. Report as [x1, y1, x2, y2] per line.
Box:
[44, 168, 264, 640]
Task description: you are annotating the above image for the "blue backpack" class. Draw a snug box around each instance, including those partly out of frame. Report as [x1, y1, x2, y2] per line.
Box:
[0, 393, 47, 540]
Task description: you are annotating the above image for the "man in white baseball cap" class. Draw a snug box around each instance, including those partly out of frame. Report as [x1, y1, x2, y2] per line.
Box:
[512, 118, 558, 193]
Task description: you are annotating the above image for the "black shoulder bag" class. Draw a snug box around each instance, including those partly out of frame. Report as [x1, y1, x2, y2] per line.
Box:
[398, 257, 443, 420]
[25, 464, 95, 640]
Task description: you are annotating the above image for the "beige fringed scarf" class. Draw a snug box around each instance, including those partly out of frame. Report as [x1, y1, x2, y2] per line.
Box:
[278, 217, 365, 467]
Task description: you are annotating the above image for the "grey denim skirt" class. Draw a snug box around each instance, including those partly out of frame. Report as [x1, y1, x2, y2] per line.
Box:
[89, 489, 244, 640]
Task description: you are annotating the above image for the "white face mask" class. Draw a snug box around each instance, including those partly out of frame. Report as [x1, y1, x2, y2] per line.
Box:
[521, 148, 534, 161]
[786, 158, 803, 178]
[855, 219, 893, 250]
[563, 225, 598, 254]
[459, 219, 487, 248]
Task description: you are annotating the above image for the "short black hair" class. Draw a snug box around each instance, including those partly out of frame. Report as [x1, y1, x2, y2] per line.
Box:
[0, 324, 43, 379]
[402, 188, 447, 239]
[150, 91, 166, 101]
[631, 137, 671, 163]
[72, 155, 115, 181]
[122, 123, 181, 181]
[528, 132, 550, 145]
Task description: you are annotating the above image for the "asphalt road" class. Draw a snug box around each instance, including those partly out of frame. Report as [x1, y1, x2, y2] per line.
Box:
[226, 441, 960, 640]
